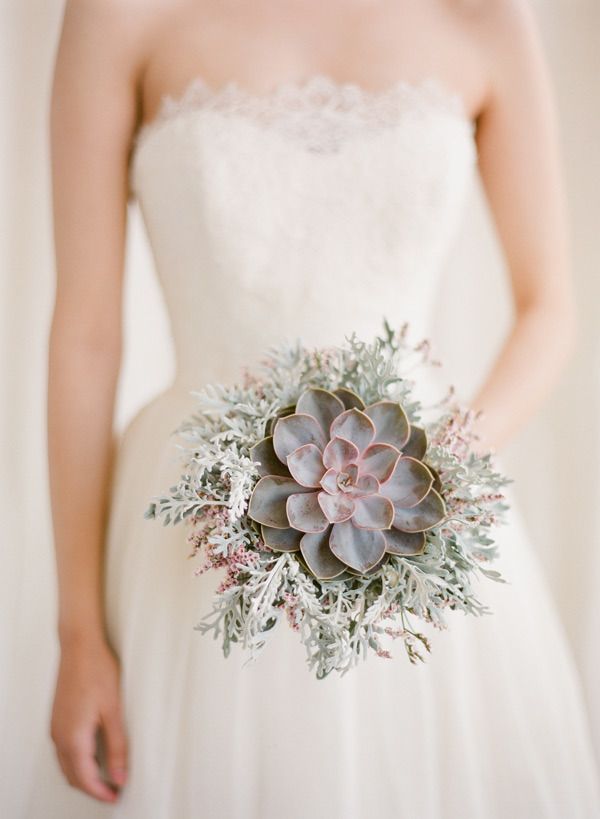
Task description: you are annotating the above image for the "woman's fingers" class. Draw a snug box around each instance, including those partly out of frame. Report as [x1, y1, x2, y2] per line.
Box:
[57, 730, 119, 803]
[50, 641, 126, 802]
[101, 704, 129, 788]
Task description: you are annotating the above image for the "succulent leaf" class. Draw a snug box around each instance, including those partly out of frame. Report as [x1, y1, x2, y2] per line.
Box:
[320, 467, 340, 495]
[329, 520, 387, 573]
[346, 554, 389, 576]
[401, 425, 428, 460]
[333, 387, 366, 410]
[392, 488, 447, 533]
[286, 443, 327, 488]
[329, 408, 376, 454]
[345, 473, 380, 498]
[322, 436, 360, 472]
[363, 400, 410, 450]
[248, 476, 309, 529]
[261, 525, 303, 552]
[265, 404, 296, 437]
[317, 490, 355, 523]
[380, 456, 433, 508]
[352, 495, 395, 530]
[250, 436, 290, 477]
[427, 465, 443, 493]
[295, 387, 345, 438]
[299, 530, 346, 580]
[384, 529, 426, 556]
[286, 491, 330, 533]
[359, 443, 400, 482]
[273, 413, 327, 463]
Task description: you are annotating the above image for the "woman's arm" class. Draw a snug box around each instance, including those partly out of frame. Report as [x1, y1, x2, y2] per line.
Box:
[48, 1, 145, 803]
[467, 0, 575, 453]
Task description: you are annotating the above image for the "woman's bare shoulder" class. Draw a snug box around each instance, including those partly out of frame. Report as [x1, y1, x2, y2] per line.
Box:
[446, 0, 541, 47]
[442, 0, 547, 107]
[52, 0, 193, 152]
[59, 0, 187, 59]
[56, 0, 201, 116]
[62, 0, 180, 22]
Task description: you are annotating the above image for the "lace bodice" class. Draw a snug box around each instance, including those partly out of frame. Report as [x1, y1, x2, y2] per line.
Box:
[130, 73, 477, 391]
[134, 73, 471, 156]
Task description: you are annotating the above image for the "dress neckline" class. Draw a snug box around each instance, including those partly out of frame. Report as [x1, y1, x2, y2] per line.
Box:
[131, 71, 475, 160]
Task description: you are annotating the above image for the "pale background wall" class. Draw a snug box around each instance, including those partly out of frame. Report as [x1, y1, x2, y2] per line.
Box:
[1, 1, 598, 815]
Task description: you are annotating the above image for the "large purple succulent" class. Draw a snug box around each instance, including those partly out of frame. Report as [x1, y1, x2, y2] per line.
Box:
[247, 387, 446, 580]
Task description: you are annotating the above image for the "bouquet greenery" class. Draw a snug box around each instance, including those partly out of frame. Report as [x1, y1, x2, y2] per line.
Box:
[146, 321, 510, 678]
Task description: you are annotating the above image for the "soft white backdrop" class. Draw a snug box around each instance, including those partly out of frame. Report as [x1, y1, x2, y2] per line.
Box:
[1, 1, 599, 815]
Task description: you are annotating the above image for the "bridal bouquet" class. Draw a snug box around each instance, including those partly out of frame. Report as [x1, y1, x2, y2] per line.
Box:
[145, 321, 510, 678]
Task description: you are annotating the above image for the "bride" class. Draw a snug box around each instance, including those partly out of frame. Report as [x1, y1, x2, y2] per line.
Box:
[45, 0, 600, 817]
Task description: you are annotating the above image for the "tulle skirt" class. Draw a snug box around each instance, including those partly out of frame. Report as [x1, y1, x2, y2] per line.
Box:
[28, 383, 600, 818]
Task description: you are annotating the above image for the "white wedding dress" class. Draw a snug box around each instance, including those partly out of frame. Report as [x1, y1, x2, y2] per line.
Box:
[36, 74, 600, 818]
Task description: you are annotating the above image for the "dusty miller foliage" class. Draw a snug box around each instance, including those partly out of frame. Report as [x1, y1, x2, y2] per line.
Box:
[145, 320, 511, 679]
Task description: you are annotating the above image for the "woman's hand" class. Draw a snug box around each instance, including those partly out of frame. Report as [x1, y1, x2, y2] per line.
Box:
[50, 637, 128, 803]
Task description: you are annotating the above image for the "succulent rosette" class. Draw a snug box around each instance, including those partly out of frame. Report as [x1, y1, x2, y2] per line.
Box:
[248, 387, 446, 580]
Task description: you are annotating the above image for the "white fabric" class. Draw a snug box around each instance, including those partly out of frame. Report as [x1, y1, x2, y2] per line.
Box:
[26, 72, 600, 819]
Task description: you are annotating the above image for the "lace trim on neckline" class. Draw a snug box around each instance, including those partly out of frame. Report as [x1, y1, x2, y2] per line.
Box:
[133, 72, 474, 157]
